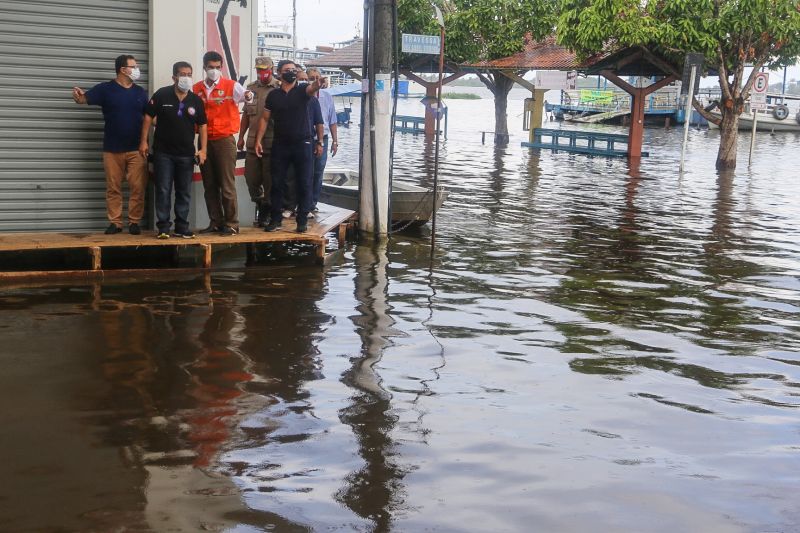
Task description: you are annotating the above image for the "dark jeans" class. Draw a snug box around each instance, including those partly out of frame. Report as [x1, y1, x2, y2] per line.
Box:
[153, 151, 194, 233]
[311, 135, 329, 209]
[271, 139, 313, 224]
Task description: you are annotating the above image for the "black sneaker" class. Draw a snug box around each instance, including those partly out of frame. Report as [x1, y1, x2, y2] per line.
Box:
[128, 223, 141, 235]
[220, 226, 238, 236]
[105, 223, 122, 235]
[264, 221, 281, 232]
[199, 225, 221, 234]
[173, 230, 195, 239]
[296, 223, 308, 233]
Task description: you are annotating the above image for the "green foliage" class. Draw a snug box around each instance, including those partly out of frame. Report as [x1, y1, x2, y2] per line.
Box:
[398, 0, 558, 64]
[557, 0, 800, 74]
[442, 91, 482, 98]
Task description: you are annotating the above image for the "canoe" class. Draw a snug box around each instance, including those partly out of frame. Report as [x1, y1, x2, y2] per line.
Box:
[321, 168, 448, 227]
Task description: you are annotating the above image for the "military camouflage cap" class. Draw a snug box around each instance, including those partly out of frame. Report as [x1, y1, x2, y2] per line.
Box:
[255, 56, 274, 69]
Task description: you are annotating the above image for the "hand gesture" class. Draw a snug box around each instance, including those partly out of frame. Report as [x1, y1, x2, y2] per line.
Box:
[138, 141, 149, 159]
[255, 141, 263, 158]
[196, 150, 207, 165]
[330, 142, 338, 157]
[314, 143, 323, 158]
[72, 87, 87, 104]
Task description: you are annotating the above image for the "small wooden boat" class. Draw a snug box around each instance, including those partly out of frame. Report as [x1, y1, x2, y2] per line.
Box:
[321, 168, 447, 227]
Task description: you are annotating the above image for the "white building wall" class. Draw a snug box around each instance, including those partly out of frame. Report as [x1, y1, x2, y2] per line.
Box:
[149, 0, 258, 230]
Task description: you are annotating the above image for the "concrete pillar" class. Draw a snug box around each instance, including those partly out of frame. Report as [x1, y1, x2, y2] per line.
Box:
[359, 0, 393, 237]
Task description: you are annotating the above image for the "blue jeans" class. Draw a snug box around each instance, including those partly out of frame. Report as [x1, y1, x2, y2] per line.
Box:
[153, 151, 194, 233]
[311, 136, 328, 210]
[271, 139, 313, 225]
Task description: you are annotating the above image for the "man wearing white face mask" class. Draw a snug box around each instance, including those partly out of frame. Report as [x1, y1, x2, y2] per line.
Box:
[192, 51, 252, 236]
[139, 61, 208, 239]
[72, 54, 148, 235]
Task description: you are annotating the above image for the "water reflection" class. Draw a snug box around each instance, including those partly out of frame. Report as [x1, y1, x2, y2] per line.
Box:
[2, 111, 800, 531]
[337, 242, 406, 531]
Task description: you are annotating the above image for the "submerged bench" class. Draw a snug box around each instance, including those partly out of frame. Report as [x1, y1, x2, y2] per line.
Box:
[522, 128, 649, 158]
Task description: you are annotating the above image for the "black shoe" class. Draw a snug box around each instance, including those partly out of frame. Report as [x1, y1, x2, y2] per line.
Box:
[296, 223, 308, 233]
[220, 226, 238, 236]
[128, 223, 141, 235]
[173, 230, 195, 239]
[105, 223, 122, 235]
[199, 225, 221, 234]
[264, 221, 281, 232]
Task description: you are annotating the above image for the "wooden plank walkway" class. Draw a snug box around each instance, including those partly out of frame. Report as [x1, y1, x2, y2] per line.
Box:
[0, 203, 356, 282]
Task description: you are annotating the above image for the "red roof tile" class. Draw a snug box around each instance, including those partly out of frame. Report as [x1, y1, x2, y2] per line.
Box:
[306, 40, 364, 68]
[466, 35, 605, 71]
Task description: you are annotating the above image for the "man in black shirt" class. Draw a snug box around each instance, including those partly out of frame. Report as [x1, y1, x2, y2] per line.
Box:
[254, 60, 324, 233]
[139, 61, 208, 238]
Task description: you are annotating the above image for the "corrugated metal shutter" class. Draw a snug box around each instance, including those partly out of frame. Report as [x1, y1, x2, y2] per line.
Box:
[0, 0, 149, 232]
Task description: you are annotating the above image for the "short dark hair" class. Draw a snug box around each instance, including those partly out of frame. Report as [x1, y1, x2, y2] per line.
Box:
[115, 54, 136, 73]
[203, 51, 224, 67]
[277, 60, 296, 72]
[172, 61, 193, 76]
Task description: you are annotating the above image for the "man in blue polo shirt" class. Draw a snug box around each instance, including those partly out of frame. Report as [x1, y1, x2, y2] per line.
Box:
[253, 60, 324, 233]
[73, 54, 148, 235]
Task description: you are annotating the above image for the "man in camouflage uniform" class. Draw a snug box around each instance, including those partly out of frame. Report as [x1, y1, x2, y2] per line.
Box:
[238, 56, 278, 226]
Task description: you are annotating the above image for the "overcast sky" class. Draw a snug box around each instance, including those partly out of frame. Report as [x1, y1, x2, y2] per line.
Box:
[262, 0, 364, 48]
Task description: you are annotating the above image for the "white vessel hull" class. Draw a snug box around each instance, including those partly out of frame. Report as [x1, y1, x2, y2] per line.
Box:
[708, 110, 800, 132]
[321, 169, 447, 227]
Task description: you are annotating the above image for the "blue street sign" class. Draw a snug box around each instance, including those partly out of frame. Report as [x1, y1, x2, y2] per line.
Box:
[402, 33, 441, 55]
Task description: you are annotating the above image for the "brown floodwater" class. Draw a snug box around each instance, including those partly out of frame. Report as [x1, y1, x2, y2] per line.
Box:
[1, 93, 799, 532]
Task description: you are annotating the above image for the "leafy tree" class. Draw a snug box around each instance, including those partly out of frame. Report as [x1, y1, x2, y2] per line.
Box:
[557, 0, 800, 170]
[398, 0, 557, 144]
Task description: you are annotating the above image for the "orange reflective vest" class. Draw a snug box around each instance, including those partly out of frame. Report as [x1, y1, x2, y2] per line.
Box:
[193, 78, 240, 140]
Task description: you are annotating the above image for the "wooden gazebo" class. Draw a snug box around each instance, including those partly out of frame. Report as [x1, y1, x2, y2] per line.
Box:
[468, 37, 680, 158]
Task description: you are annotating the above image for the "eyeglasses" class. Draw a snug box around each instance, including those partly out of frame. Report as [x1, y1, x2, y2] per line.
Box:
[177, 101, 185, 117]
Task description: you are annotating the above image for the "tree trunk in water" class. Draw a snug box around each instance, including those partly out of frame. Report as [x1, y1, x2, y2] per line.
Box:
[716, 108, 740, 170]
[493, 75, 514, 145]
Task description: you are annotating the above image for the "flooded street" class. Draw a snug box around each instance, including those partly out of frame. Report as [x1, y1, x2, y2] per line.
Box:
[1, 91, 799, 532]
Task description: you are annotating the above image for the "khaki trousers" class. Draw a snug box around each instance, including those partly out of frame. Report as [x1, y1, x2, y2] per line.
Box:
[244, 146, 272, 209]
[201, 135, 239, 230]
[102, 151, 148, 226]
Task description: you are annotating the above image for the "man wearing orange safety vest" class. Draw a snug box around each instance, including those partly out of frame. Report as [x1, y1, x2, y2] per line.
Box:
[193, 51, 252, 235]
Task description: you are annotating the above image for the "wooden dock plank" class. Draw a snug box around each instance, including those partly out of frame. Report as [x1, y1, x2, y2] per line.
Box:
[0, 204, 354, 253]
[0, 204, 355, 281]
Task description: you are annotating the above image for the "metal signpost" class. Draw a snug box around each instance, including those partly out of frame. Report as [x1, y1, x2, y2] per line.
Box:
[402, 19, 445, 260]
[679, 53, 704, 173]
[749, 71, 769, 165]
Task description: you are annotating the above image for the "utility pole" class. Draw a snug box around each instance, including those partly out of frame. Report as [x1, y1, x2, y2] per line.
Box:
[292, 0, 297, 61]
[359, 0, 393, 237]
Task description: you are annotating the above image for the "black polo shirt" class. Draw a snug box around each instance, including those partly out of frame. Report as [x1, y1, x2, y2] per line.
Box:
[265, 83, 312, 144]
[145, 86, 207, 157]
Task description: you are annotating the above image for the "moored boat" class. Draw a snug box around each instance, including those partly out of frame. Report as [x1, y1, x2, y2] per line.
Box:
[707, 94, 800, 132]
[321, 168, 447, 228]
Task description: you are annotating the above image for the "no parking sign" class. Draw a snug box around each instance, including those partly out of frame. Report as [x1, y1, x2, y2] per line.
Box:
[751, 72, 769, 110]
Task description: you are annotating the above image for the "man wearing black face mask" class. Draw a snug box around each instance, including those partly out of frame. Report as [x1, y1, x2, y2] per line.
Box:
[254, 60, 324, 233]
